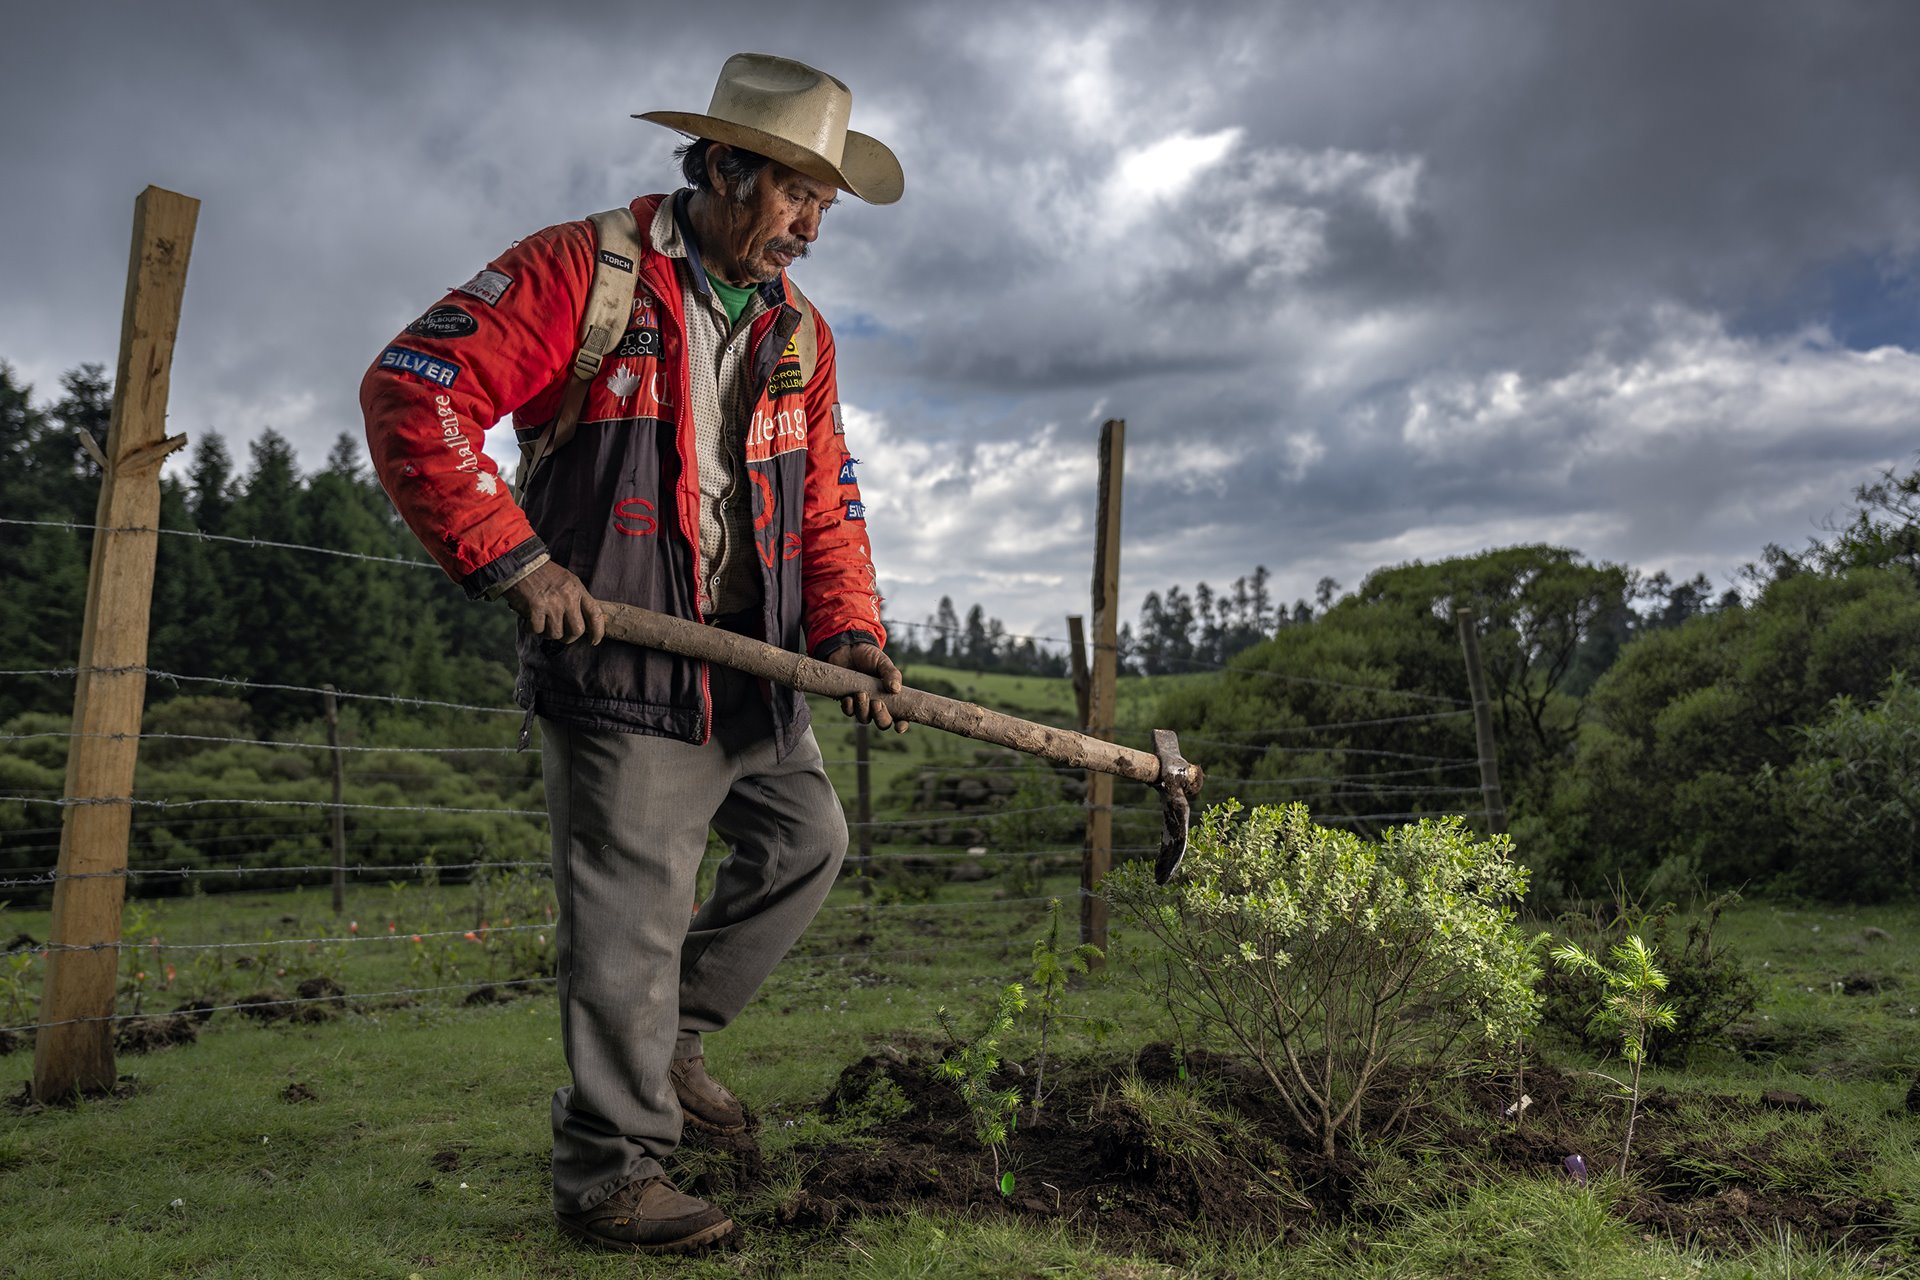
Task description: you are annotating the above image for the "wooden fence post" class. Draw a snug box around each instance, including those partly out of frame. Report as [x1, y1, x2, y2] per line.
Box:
[325, 685, 346, 915]
[34, 186, 198, 1101]
[1082, 421, 1124, 965]
[1067, 615, 1090, 732]
[1454, 607, 1509, 836]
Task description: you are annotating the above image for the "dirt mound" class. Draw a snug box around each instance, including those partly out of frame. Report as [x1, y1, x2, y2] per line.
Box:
[114, 1013, 199, 1054]
[777, 1046, 1306, 1246]
[761, 1045, 1894, 1258]
[233, 991, 290, 1022]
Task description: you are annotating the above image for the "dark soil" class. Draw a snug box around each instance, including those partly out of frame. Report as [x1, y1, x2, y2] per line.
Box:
[114, 1013, 199, 1054]
[6, 1073, 144, 1111]
[705, 1043, 1898, 1259]
[234, 982, 343, 1025]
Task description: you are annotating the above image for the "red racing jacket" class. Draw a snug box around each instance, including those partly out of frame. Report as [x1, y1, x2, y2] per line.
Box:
[361, 192, 886, 754]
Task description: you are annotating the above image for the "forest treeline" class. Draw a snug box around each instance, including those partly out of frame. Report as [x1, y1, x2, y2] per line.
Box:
[0, 363, 516, 730]
[1152, 470, 1920, 902]
[6, 359, 1920, 902]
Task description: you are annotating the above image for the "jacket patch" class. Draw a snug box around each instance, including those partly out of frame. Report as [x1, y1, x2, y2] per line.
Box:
[830, 403, 845, 434]
[616, 328, 660, 358]
[598, 249, 635, 272]
[406, 305, 478, 339]
[844, 499, 866, 521]
[456, 269, 512, 307]
[597, 363, 669, 417]
[768, 358, 803, 399]
[838, 457, 858, 485]
[380, 345, 461, 388]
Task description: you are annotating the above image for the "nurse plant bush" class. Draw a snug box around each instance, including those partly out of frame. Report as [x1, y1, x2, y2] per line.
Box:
[1107, 802, 1543, 1157]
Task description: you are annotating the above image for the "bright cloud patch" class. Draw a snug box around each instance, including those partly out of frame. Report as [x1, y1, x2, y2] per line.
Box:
[1399, 307, 1920, 460]
[1111, 128, 1242, 204]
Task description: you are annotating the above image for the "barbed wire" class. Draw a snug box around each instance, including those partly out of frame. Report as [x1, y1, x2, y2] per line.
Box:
[0, 920, 1048, 1035]
[1206, 762, 1480, 785]
[1143, 655, 1469, 704]
[0, 844, 1123, 892]
[1312, 811, 1476, 825]
[847, 803, 1085, 829]
[3, 891, 1061, 961]
[0, 859, 552, 890]
[0, 977, 557, 1035]
[886, 620, 1470, 706]
[0, 729, 528, 755]
[0, 665, 523, 716]
[7, 795, 550, 818]
[0, 515, 441, 571]
[23, 922, 551, 955]
[1174, 741, 1477, 763]
[1215, 782, 1485, 799]
[3, 794, 1161, 836]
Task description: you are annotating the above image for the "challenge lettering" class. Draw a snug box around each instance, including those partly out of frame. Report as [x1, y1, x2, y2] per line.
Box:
[745, 404, 807, 458]
[434, 394, 480, 472]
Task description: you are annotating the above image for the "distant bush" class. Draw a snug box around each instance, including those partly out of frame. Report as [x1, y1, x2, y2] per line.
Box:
[1107, 803, 1542, 1156]
[1540, 891, 1757, 1067]
[1773, 672, 1920, 900]
[1539, 568, 1920, 896]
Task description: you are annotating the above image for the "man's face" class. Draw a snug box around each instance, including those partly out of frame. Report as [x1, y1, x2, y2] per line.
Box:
[712, 156, 837, 284]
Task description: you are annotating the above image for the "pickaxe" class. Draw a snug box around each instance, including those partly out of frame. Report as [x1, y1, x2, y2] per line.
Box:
[597, 602, 1206, 882]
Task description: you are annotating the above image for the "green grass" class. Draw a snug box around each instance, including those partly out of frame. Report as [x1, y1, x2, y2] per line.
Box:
[6, 882, 1920, 1277]
[5, 669, 1920, 1277]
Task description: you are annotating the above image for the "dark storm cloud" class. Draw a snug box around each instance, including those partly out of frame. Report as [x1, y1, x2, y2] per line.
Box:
[5, 0, 1919, 637]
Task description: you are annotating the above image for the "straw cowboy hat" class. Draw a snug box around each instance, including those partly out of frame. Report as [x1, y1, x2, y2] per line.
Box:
[636, 52, 904, 205]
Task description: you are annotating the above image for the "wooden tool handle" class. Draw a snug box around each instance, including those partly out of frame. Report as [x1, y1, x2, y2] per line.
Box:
[598, 600, 1163, 784]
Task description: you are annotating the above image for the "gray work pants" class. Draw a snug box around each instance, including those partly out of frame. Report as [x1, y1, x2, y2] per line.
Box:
[541, 668, 846, 1213]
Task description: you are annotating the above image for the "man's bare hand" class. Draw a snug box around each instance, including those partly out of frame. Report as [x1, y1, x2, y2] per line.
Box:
[825, 643, 908, 732]
[502, 561, 605, 645]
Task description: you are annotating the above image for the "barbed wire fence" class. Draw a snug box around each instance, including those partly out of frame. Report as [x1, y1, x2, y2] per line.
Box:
[0, 515, 1499, 1065]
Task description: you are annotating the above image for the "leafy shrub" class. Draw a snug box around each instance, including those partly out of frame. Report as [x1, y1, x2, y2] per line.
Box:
[1107, 802, 1542, 1156]
[1540, 891, 1757, 1067]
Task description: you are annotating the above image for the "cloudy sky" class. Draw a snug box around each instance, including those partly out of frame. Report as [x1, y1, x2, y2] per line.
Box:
[6, 1, 1920, 640]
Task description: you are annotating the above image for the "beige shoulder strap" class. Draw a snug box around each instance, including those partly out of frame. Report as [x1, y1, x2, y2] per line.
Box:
[512, 207, 647, 499]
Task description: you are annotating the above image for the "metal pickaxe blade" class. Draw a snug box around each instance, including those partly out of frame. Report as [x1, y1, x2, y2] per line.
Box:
[594, 601, 1205, 882]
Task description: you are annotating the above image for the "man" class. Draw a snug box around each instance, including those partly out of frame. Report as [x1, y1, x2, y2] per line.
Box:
[361, 53, 904, 1253]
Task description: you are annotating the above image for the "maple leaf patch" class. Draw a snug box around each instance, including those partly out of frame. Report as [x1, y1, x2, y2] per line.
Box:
[607, 364, 641, 399]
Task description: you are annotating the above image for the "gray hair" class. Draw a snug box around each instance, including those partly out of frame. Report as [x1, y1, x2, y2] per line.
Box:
[675, 140, 773, 204]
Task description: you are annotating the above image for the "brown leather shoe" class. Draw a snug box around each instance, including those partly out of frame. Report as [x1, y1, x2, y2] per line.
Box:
[671, 1054, 748, 1134]
[554, 1176, 733, 1253]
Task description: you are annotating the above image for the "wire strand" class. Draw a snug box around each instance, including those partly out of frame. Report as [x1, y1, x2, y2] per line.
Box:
[0, 665, 523, 715]
[0, 515, 441, 571]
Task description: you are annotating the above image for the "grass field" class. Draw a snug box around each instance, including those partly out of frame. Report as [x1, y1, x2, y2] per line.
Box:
[6, 868, 1920, 1278]
[4, 667, 1919, 1277]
